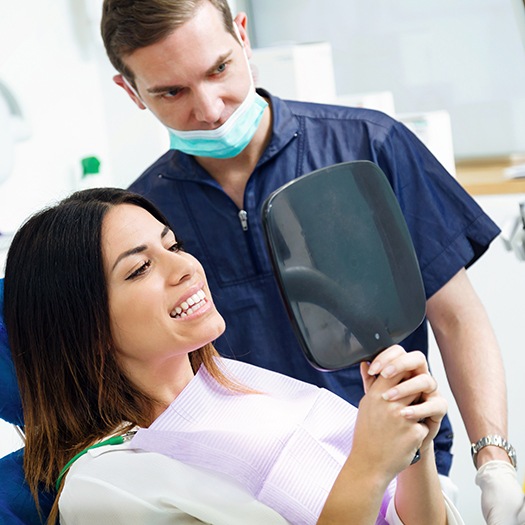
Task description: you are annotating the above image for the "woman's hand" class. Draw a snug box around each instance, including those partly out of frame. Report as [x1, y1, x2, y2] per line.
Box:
[353, 345, 447, 479]
[318, 346, 448, 524]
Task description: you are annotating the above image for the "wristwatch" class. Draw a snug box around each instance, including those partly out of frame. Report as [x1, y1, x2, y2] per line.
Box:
[471, 434, 517, 469]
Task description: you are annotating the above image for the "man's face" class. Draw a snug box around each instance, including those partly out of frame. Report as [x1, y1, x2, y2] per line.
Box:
[117, 2, 252, 132]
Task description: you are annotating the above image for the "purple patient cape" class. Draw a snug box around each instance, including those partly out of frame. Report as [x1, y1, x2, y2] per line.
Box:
[131, 359, 394, 524]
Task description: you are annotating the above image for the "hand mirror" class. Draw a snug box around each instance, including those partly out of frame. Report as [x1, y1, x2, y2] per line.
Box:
[262, 160, 426, 371]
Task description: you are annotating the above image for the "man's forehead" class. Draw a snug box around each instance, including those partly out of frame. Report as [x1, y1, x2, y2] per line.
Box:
[122, 5, 235, 87]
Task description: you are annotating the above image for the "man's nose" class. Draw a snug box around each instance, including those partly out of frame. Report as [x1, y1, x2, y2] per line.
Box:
[192, 86, 224, 125]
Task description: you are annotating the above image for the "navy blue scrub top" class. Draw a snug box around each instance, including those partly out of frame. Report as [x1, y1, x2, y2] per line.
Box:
[130, 89, 501, 476]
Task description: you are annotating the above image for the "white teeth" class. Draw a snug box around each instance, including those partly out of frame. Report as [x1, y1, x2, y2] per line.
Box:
[170, 289, 207, 318]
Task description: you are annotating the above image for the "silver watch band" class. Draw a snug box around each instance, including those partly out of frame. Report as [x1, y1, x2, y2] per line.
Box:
[470, 434, 517, 469]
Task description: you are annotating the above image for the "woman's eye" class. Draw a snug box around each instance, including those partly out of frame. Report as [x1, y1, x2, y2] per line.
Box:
[126, 260, 151, 280]
[168, 241, 184, 253]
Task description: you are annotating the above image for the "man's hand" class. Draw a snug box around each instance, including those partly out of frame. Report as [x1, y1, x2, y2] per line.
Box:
[475, 460, 524, 524]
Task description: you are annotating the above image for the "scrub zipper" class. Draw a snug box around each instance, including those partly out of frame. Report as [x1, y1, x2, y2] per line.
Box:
[238, 209, 249, 231]
[237, 208, 263, 273]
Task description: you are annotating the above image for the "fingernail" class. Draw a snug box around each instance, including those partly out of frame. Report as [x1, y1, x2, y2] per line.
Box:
[382, 388, 398, 400]
[400, 407, 415, 417]
[368, 362, 380, 375]
[381, 365, 395, 378]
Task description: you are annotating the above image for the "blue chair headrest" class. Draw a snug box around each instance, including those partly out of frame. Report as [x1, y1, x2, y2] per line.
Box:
[0, 278, 24, 426]
[0, 448, 54, 525]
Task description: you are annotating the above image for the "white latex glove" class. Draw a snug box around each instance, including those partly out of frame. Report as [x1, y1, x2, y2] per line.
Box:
[475, 460, 525, 525]
[519, 501, 525, 525]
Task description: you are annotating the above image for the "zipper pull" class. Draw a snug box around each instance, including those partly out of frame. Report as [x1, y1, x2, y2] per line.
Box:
[238, 210, 248, 231]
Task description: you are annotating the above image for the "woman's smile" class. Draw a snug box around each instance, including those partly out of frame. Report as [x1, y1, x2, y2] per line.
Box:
[170, 288, 208, 318]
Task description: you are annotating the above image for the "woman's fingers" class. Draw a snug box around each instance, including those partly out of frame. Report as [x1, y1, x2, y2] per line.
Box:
[381, 373, 438, 401]
[367, 345, 407, 376]
[367, 346, 429, 380]
[399, 393, 448, 422]
[358, 346, 449, 472]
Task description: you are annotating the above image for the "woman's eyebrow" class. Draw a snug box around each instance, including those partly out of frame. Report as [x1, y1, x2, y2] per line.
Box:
[160, 225, 170, 238]
[112, 225, 171, 271]
[112, 245, 147, 272]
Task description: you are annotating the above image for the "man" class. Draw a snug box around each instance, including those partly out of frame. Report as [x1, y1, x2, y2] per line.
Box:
[101, 0, 523, 522]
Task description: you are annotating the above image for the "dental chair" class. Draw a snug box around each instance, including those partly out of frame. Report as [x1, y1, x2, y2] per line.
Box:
[0, 278, 55, 524]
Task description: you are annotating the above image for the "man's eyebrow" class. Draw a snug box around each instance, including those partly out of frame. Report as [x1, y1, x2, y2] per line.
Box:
[112, 225, 171, 271]
[147, 83, 183, 95]
[145, 51, 233, 94]
[205, 51, 233, 75]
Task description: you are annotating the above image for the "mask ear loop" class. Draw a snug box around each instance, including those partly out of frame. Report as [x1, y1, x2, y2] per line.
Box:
[232, 23, 257, 94]
[233, 22, 244, 48]
[121, 75, 146, 107]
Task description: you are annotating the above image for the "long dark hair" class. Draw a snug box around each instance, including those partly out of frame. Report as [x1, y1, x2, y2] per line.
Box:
[3, 188, 231, 520]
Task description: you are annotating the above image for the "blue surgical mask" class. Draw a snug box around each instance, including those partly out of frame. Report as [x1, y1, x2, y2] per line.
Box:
[167, 87, 268, 158]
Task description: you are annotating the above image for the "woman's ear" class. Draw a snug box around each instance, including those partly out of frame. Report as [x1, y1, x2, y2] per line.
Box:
[113, 74, 147, 110]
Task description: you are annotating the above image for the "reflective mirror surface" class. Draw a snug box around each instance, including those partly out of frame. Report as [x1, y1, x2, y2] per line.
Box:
[262, 161, 426, 370]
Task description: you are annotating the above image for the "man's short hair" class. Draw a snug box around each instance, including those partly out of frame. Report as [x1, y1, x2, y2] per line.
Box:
[101, 0, 236, 87]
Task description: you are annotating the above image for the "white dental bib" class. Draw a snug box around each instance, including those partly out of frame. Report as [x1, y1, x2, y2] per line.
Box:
[131, 359, 394, 524]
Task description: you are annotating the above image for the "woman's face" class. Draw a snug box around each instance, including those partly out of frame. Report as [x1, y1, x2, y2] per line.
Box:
[102, 204, 225, 378]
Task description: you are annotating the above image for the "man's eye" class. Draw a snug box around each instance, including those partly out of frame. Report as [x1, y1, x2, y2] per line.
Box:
[126, 260, 151, 280]
[162, 88, 183, 99]
[214, 63, 227, 75]
[168, 241, 184, 252]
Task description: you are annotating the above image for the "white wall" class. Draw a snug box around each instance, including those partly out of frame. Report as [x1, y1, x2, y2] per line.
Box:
[248, 0, 525, 160]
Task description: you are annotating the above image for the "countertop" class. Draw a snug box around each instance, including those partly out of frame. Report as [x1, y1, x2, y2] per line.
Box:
[455, 156, 525, 195]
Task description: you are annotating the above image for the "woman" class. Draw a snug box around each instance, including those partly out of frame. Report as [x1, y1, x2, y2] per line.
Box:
[4, 188, 462, 524]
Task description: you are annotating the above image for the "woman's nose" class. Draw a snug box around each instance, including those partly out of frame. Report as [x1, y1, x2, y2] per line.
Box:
[167, 253, 195, 285]
[192, 86, 224, 125]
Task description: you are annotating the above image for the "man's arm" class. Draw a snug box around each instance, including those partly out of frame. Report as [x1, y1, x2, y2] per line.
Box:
[426, 268, 508, 461]
[426, 267, 523, 524]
